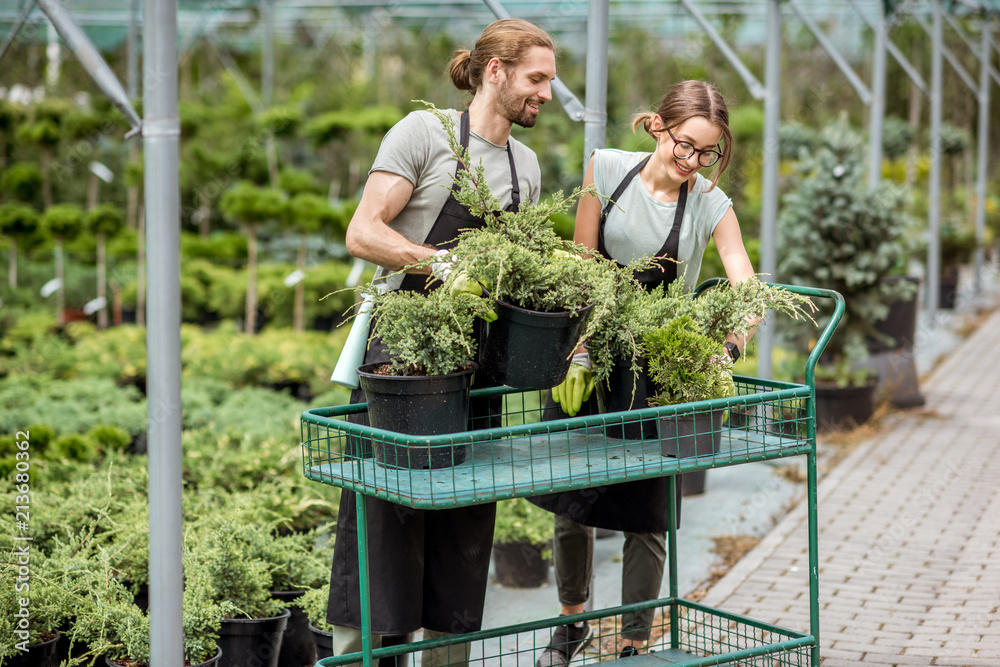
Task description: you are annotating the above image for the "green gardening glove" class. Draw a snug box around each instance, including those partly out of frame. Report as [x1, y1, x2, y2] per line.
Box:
[449, 271, 497, 322]
[551, 353, 595, 417]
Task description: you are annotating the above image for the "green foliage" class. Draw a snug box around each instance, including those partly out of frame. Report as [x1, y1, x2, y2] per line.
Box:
[778, 121, 818, 159]
[367, 287, 492, 376]
[180, 233, 248, 261]
[939, 123, 969, 156]
[0, 202, 40, 239]
[0, 163, 43, 203]
[298, 583, 334, 632]
[881, 116, 914, 160]
[219, 180, 287, 227]
[41, 202, 84, 240]
[284, 192, 344, 235]
[0, 376, 147, 440]
[493, 498, 554, 556]
[587, 274, 816, 389]
[87, 424, 132, 453]
[777, 115, 916, 365]
[415, 104, 650, 357]
[302, 105, 404, 145]
[86, 203, 125, 237]
[279, 166, 323, 196]
[940, 222, 978, 266]
[185, 512, 285, 620]
[50, 433, 100, 463]
[0, 552, 68, 655]
[645, 315, 735, 405]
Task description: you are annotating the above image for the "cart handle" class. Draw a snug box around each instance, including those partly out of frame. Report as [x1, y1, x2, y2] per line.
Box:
[694, 278, 845, 390]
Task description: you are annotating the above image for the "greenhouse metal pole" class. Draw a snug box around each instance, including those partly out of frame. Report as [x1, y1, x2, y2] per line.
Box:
[975, 20, 992, 294]
[583, 0, 609, 170]
[757, 0, 783, 381]
[927, 1, 943, 318]
[0, 0, 37, 65]
[143, 0, 184, 663]
[868, 0, 887, 189]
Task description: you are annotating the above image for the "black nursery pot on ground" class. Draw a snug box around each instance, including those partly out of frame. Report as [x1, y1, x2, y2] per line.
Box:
[217, 608, 291, 667]
[105, 648, 223, 667]
[481, 300, 594, 389]
[9, 631, 60, 667]
[492, 540, 551, 588]
[272, 590, 317, 667]
[815, 379, 878, 432]
[356, 362, 476, 470]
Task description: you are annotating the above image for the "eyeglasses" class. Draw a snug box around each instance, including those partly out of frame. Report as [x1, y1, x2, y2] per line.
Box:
[666, 128, 723, 168]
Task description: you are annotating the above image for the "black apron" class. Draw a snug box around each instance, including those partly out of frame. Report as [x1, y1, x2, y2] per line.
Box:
[329, 110, 520, 635]
[530, 156, 689, 533]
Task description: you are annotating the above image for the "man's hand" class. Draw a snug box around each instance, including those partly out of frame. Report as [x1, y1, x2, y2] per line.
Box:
[551, 352, 594, 416]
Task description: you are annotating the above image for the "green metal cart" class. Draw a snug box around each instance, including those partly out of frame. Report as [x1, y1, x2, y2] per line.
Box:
[301, 283, 843, 667]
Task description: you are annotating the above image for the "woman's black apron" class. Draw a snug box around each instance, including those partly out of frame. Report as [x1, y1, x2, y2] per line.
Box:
[530, 155, 690, 533]
[328, 110, 520, 635]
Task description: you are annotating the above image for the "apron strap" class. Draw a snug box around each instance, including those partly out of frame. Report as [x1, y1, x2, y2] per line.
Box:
[597, 154, 690, 289]
[451, 110, 520, 210]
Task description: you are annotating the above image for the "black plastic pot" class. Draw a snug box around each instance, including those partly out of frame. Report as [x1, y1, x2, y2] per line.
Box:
[659, 410, 724, 459]
[939, 264, 960, 310]
[815, 380, 877, 431]
[272, 590, 317, 667]
[311, 624, 334, 660]
[217, 608, 291, 667]
[868, 276, 921, 353]
[8, 630, 60, 667]
[603, 356, 658, 440]
[492, 540, 550, 588]
[357, 362, 475, 470]
[105, 647, 222, 667]
[481, 300, 595, 389]
[310, 624, 411, 667]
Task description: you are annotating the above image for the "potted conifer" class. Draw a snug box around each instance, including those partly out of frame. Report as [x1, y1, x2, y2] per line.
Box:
[777, 115, 916, 429]
[491, 498, 555, 589]
[414, 105, 649, 390]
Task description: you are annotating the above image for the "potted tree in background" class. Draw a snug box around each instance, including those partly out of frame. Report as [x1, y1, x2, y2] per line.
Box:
[492, 497, 555, 588]
[219, 181, 287, 334]
[777, 115, 918, 429]
[40, 202, 84, 326]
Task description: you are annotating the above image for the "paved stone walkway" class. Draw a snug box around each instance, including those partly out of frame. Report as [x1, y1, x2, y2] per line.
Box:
[698, 309, 1000, 666]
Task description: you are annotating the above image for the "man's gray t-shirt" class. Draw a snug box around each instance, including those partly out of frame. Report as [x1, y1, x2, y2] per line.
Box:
[593, 148, 733, 292]
[369, 109, 542, 290]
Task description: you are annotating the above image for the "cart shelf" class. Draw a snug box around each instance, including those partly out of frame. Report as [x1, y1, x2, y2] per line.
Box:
[301, 283, 843, 667]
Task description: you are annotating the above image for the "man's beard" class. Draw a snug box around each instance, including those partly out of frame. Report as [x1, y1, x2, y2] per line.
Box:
[496, 79, 539, 128]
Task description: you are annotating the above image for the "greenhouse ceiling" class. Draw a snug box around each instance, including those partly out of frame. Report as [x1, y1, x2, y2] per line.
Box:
[4, 0, 999, 54]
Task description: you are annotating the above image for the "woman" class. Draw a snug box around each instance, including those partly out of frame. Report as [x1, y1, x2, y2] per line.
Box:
[532, 80, 756, 667]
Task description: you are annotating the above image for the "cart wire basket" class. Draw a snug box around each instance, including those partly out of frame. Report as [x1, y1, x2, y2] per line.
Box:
[301, 283, 844, 667]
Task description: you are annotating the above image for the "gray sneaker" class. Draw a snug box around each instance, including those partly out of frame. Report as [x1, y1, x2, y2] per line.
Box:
[535, 621, 594, 667]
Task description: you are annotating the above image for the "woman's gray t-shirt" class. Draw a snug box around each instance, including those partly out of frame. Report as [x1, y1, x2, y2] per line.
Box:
[369, 109, 542, 290]
[593, 148, 733, 292]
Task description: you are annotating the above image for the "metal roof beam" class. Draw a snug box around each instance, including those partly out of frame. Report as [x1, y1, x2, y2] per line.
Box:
[850, 0, 928, 94]
[788, 0, 872, 104]
[0, 0, 38, 65]
[915, 10, 979, 92]
[678, 0, 765, 100]
[34, 0, 141, 134]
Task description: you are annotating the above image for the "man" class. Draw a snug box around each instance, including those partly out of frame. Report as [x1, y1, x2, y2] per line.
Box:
[327, 17, 557, 667]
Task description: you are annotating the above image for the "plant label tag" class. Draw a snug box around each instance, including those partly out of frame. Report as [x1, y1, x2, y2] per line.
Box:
[40, 278, 62, 297]
[83, 297, 108, 315]
[284, 269, 305, 287]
